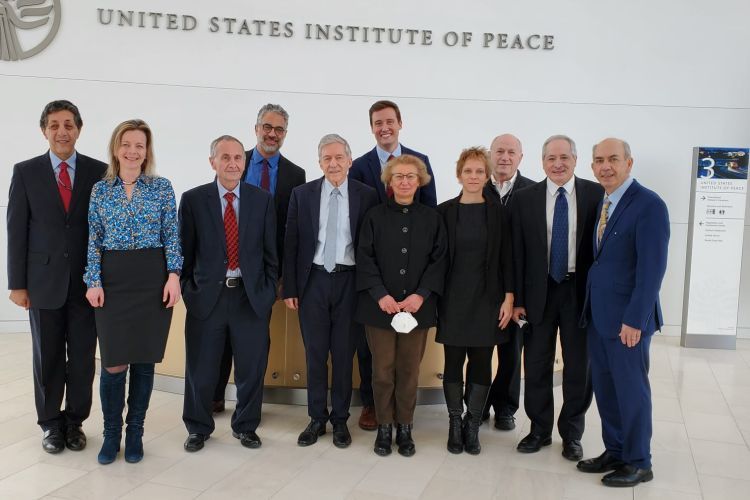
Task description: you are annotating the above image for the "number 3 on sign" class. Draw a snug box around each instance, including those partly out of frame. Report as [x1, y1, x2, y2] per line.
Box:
[701, 157, 715, 178]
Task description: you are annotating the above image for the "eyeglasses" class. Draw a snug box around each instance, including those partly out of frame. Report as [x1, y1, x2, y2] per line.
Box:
[392, 173, 419, 182]
[261, 123, 287, 135]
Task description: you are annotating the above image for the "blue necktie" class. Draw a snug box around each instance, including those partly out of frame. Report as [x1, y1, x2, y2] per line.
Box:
[323, 188, 340, 272]
[550, 186, 568, 283]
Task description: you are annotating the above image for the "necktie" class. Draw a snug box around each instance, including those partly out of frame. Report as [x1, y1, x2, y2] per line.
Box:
[260, 159, 270, 192]
[597, 198, 611, 247]
[385, 154, 395, 198]
[223, 192, 239, 271]
[549, 186, 568, 283]
[324, 188, 340, 272]
[58, 161, 72, 213]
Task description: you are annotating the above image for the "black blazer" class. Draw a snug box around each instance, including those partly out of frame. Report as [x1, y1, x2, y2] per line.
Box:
[355, 199, 448, 329]
[179, 182, 278, 320]
[349, 146, 438, 207]
[511, 176, 604, 325]
[482, 170, 536, 205]
[7, 152, 106, 309]
[240, 150, 306, 274]
[282, 177, 378, 299]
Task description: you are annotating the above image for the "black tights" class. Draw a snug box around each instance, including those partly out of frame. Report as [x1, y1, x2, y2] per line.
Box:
[443, 345, 494, 385]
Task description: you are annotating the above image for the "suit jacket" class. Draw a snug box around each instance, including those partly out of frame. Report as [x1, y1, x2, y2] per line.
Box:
[282, 177, 378, 300]
[482, 170, 536, 205]
[581, 180, 670, 337]
[179, 181, 278, 320]
[349, 146, 438, 207]
[511, 176, 604, 325]
[7, 152, 106, 309]
[240, 151, 306, 274]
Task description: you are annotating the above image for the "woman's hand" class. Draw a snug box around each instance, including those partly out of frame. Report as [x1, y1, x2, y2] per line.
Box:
[378, 295, 401, 315]
[163, 273, 181, 308]
[86, 287, 105, 308]
[498, 293, 514, 329]
[398, 294, 424, 314]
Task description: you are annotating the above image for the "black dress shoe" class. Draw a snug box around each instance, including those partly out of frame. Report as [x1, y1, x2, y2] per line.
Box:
[42, 428, 65, 454]
[212, 400, 225, 413]
[516, 433, 552, 453]
[396, 423, 415, 457]
[64, 425, 87, 451]
[374, 424, 392, 456]
[297, 420, 326, 447]
[332, 423, 352, 448]
[494, 414, 516, 431]
[184, 433, 209, 452]
[577, 451, 625, 473]
[602, 464, 653, 487]
[232, 430, 262, 449]
[562, 439, 583, 461]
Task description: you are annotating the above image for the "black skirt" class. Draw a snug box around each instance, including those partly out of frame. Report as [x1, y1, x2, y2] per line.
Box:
[95, 248, 173, 366]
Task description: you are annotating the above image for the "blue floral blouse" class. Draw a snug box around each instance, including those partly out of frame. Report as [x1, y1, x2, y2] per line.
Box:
[84, 175, 183, 288]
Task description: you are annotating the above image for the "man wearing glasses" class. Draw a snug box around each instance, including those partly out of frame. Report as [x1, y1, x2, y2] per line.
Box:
[210, 103, 306, 413]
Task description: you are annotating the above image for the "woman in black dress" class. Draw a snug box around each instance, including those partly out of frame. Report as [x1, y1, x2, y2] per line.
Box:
[356, 154, 447, 457]
[436, 147, 514, 455]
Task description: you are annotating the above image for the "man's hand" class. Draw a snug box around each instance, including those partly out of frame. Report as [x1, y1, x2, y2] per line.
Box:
[378, 295, 401, 315]
[284, 297, 299, 310]
[397, 294, 424, 314]
[512, 306, 527, 323]
[9, 289, 30, 310]
[619, 324, 642, 348]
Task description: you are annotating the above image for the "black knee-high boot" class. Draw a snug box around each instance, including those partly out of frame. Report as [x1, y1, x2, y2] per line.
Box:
[98, 369, 126, 464]
[443, 382, 464, 454]
[124, 363, 154, 463]
[463, 384, 490, 455]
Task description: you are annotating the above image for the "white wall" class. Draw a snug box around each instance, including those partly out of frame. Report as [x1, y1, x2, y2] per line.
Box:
[1, 0, 749, 336]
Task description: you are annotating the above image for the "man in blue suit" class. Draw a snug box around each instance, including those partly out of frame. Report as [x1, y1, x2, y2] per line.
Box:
[578, 138, 669, 487]
[349, 99, 437, 430]
[283, 134, 378, 448]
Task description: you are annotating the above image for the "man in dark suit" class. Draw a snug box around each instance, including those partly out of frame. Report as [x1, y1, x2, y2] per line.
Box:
[481, 133, 535, 431]
[181, 135, 278, 452]
[7, 100, 106, 453]
[511, 135, 602, 460]
[348, 99, 437, 430]
[283, 134, 378, 448]
[212, 103, 306, 412]
[577, 138, 669, 487]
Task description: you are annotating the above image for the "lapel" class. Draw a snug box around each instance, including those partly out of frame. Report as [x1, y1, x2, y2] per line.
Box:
[347, 179, 360, 240]
[366, 148, 387, 201]
[533, 181, 548, 248]
[39, 153, 67, 219]
[596, 180, 640, 255]
[574, 177, 587, 255]
[274, 155, 288, 204]
[206, 182, 227, 254]
[238, 183, 251, 252]
[309, 178, 323, 240]
[67, 155, 88, 219]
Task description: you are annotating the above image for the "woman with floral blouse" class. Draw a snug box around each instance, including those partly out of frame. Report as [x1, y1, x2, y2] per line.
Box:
[84, 119, 182, 465]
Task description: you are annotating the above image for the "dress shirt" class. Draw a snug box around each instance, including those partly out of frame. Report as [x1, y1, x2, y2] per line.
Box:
[84, 175, 183, 287]
[313, 179, 355, 266]
[599, 176, 634, 228]
[50, 150, 76, 185]
[245, 148, 280, 195]
[491, 170, 518, 199]
[376, 144, 403, 168]
[545, 177, 577, 272]
[217, 180, 242, 278]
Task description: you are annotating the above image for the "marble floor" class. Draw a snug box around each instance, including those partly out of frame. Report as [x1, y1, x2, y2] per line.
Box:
[0, 332, 749, 499]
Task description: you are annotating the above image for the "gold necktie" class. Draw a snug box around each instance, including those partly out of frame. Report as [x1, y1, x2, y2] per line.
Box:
[597, 199, 611, 246]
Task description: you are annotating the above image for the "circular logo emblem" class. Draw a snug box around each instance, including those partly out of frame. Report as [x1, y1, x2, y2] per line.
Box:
[0, 0, 61, 61]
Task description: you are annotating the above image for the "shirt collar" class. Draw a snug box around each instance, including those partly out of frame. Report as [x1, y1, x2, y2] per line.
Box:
[217, 179, 241, 199]
[606, 176, 634, 205]
[252, 148, 280, 169]
[322, 177, 348, 199]
[546, 176, 575, 196]
[376, 144, 402, 165]
[491, 170, 518, 188]
[50, 150, 77, 170]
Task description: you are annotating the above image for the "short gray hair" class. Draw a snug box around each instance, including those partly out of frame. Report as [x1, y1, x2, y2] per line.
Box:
[592, 138, 632, 160]
[318, 133, 352, 159]
[542, 134, 577, 158]
[256, 103, 289, 126]
[210, 135, 244, 158]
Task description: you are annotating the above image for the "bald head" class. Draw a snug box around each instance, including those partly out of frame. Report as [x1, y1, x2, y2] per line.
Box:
[489, 134, 523, 182]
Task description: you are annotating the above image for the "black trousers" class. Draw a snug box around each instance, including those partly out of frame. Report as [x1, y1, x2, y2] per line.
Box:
[183, 285, 270, 435]
[523, 277, 592, 441]
[29, 289, 97, 430]
[355, 323, 374, 407]
[486, 322, 523, 416]
[298, 268, 357, 424]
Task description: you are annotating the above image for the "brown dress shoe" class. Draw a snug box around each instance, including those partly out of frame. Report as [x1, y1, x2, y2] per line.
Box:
[358, 406, 377, 431]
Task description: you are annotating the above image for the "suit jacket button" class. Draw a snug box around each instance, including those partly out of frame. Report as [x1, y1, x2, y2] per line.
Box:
[223, 260, 228, 264]
[402, 227, 408, 233]
[399, 269, 406, 275]
[401, 248, 407, 254]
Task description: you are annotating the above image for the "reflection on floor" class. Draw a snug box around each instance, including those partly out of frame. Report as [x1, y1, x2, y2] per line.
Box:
[0, 332, 749, 499]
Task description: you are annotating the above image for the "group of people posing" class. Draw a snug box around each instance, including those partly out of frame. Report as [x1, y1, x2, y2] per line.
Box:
[8, 98, 669, 489]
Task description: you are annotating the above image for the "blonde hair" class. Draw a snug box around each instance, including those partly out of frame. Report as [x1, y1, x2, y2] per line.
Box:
[380, 154, 431, 187]
[105, 119, 156, 181]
